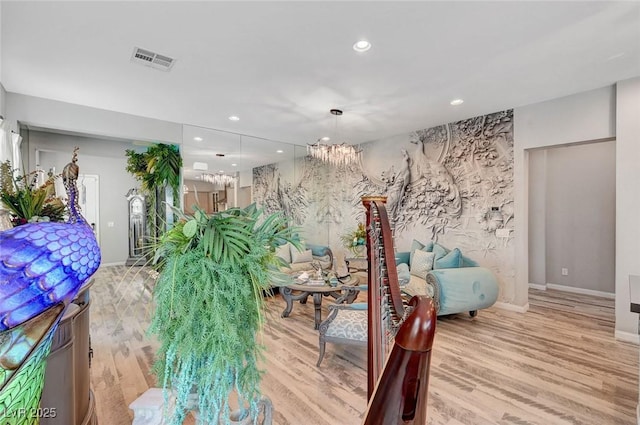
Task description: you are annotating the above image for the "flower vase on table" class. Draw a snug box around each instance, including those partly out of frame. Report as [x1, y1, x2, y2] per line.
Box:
[352, 243, 366, 258]
[342, 222, 367, 258]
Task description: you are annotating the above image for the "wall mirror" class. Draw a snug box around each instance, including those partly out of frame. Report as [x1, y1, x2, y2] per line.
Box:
[181, 124, 302, 213]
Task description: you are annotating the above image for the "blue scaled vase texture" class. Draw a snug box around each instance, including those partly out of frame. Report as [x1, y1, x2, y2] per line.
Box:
[0, 150, 101, 424]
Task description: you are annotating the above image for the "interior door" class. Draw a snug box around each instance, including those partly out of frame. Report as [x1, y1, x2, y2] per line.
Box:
[78, 174, 100, 244]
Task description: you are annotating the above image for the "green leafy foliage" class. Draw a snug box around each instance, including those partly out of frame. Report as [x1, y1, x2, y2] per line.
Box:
[341, 222, 367, 255]
[0, 160, 66, 226]
[149, 204, 299, 425]
[125, 144, 182, 196]
[125, 144, 183, 247]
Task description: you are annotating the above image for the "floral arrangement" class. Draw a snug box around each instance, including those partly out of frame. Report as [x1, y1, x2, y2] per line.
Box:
[0, 160, 66, 226]
[341, 222, 367, 256]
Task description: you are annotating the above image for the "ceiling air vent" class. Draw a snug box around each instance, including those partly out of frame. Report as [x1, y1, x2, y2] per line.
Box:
[131, 47, 176, 72]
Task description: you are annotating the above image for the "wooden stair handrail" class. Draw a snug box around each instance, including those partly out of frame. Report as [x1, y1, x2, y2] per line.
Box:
[362, 295, 436, 425]
[361, 195, 436, 424]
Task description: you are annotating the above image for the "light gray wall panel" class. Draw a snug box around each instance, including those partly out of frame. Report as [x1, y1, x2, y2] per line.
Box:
[0, 83, 6, 119]
[545, 141, 615, 292]
[615, 77, 640, 338]
[528, 149, 546, 285]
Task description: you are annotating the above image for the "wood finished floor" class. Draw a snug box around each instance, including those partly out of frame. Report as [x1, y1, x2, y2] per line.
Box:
[90, 266, 638, 425]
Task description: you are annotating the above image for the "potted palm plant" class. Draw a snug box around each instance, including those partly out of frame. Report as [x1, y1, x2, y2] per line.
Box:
[149, 204, 299, 425]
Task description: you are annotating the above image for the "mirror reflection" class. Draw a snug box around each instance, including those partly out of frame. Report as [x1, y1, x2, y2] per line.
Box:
[180, 125, 302, 214]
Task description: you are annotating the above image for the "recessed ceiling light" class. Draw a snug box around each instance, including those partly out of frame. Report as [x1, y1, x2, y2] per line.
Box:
[276, 150, 284, 153]
[320, 136, 331, 142]
[231, 163, 237, 167]
[228, 115, 240, 121]
[219, 170, 224, 173]
[193, 136, 203, 141]
[353, 40, 371, 52]
[606, 52, 626, 61]
[450, 99, 464, 106]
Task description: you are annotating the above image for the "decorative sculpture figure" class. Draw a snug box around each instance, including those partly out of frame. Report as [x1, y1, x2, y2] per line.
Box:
[0, 148, 101, 423]
[386, 148, 411, 220]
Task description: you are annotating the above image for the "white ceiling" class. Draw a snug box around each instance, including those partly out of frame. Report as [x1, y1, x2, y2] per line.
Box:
[2, 1, 639, 179]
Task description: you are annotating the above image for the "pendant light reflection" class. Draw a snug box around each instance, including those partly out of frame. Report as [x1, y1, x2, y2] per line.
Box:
[201, 173, 236, 186]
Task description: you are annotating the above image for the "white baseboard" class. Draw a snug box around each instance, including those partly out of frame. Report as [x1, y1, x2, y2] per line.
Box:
[615, 330, 640, 345]
[546, 283, 615, 299]
[528, 283, 547, 291]
[100, 261, 126, 267]
[493, 301, 529, 313]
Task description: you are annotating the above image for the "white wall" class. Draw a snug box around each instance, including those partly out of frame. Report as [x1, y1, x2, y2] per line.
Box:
[239, 169, 252, 188]
[0, 2, 3, 82]
[0, 83, 6, 119]
[6, 92, 182, 144]
[615, 77, 640, 339]
[528, 149, 546, 285]
[237, 186, 251, 208]
[544, 141, 615, 293]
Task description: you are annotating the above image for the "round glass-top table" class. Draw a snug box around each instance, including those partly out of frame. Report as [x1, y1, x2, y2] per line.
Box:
[280, 275, 360, 329]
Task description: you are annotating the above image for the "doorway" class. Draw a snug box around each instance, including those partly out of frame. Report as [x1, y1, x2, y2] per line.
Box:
[528, 139, 616, 297]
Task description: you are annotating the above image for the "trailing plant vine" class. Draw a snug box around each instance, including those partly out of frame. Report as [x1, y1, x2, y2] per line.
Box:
[149, 204, 299, 425]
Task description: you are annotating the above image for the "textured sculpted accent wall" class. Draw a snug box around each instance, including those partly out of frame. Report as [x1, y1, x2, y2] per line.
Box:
[253, 110, 514, 299]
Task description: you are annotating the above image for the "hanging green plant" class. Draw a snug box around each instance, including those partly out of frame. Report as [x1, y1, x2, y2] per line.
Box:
[125, 143, 183, 245]
[149, 204, 300, 425]
[145, 143, 182, 199]
[125, 143, 182, 196]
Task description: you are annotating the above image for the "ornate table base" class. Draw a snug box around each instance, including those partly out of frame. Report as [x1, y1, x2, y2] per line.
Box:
[280, 279, 360, 329]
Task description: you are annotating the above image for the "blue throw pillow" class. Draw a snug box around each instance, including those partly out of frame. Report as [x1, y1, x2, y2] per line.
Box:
[434, 247, 462, 269]
[432, 243, 449, 260]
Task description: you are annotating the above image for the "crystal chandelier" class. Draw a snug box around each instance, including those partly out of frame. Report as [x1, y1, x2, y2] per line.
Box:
[201, 173, 236, 186]
[308, 109, 361, 167]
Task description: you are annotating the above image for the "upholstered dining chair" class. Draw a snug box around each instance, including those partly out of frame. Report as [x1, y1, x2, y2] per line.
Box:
[316, 284, 368, 366]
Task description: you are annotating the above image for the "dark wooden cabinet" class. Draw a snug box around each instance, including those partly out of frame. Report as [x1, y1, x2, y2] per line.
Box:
[41, 280, 98, 425]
